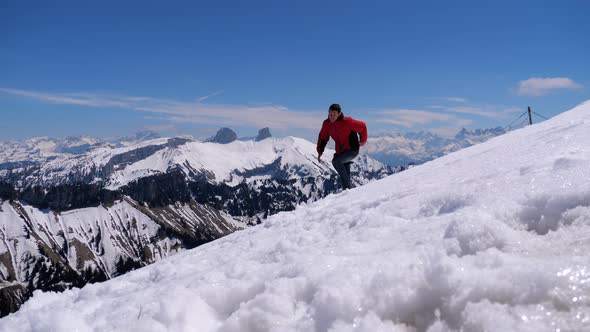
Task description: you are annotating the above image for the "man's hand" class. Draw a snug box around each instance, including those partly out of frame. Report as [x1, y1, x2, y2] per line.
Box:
[317, 153, 322, 163]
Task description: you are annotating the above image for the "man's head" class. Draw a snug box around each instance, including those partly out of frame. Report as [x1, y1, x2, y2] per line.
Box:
[328, 103, 342, 123]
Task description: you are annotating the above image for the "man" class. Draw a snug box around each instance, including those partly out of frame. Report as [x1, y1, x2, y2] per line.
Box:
[317, 103, 368, 190]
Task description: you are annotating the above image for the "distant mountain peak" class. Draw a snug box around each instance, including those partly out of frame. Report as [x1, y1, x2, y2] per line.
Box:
[110, 130, 161, 145]
[236, 127, 273, 142]
[126, 130, 161, 141]
[256, 127, 272, 141]
[208, 128, 238, 144]
[0, 131, 166, 163]
[367, 127, 508, 166]
[454, 127, 505, 140]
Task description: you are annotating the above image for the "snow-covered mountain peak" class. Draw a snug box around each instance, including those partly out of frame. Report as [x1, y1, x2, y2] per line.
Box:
[3, 101, 589, 331]
[453, 126, 505, 141]
[106, 130, 162, 147]
[163, 136, 331, 186]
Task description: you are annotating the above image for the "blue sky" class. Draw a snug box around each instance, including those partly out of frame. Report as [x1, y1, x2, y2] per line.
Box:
[1, 0, 588, 141]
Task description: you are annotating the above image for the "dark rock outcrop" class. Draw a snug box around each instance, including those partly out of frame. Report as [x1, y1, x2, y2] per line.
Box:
[0, 182, 17, 201]
[256, 127, 272, 141]
[209, 128, 237, 144]
[0, 284, 28, 318]
[19, 184, 121, 212]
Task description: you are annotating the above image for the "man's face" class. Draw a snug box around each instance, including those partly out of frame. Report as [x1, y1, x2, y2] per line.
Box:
[328, 110, 340, 123]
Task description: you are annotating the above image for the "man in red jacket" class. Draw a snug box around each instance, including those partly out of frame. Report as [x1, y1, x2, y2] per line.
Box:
[317, 103, 368, 190]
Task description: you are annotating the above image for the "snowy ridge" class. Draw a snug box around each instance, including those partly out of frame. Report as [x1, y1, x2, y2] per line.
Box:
[1, 135, 391, 191]
[0, 131, 161, 164]
[109, 136, 332, 188]
[2, 101, 589, 331]
[28, 137, 175, 188]
[0, 136, 98, 164]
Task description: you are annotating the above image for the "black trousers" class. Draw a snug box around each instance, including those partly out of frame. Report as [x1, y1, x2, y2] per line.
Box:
[332, 149, 359, 189]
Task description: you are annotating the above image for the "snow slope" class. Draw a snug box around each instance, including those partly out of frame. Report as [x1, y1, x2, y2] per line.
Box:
[2, 100, 590, 331]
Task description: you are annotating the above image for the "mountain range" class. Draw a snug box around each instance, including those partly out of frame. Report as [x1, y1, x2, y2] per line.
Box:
[0, 130, 395, 317]
[0, 130, 163, 164]
[366, 127, 506, 166]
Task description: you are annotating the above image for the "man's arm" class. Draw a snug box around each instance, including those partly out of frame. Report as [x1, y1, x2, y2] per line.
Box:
[350, 118, 368, 146]
[317, 120, 330, 161]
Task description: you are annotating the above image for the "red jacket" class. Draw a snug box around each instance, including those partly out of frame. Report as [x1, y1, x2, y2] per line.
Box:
[317, 114, 368, 156]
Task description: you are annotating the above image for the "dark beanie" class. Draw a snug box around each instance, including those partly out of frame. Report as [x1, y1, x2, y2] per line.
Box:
[329, 104, 342, 112]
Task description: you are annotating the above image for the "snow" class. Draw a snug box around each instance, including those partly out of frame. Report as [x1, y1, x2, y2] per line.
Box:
[106, 136, 333, 188]
[0, 199, 185, 281]
[0, 133, 160, 164]
[2, 100, 590, 331]
[3, 132, 389, 193]
[365, 128, 505, 167]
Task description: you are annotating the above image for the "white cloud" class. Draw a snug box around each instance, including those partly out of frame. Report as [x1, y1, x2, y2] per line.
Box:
[0, 88, 131, 108]
[429, 127, 461, 137]
[371, 104, 505, 136]
[517, 77, 583, 96]
[445, 97, 467, 103]
[376, 109, 455, 128]
[143, 124, 179, 132]
[429, 97, 468, 103]
[456, 118, 475, 127]
[444, 106, 507, 118]
[197, 90, 224, 102]
[0, 88, 323, 131]
[428, 104, 522, 119]
[426, 118, 474, 137]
